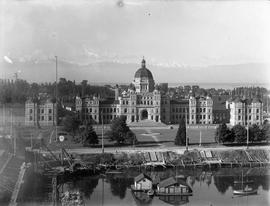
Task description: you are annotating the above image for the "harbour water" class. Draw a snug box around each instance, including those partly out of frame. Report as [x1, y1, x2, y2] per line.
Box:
[16, 167, 270, 206]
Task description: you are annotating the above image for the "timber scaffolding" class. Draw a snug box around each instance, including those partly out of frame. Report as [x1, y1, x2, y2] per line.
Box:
[25, 148, 270, 175]
[94, 149, 270, 170]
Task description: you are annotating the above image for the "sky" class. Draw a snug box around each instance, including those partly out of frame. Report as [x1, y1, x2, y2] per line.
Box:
[0, 0, 270, 85]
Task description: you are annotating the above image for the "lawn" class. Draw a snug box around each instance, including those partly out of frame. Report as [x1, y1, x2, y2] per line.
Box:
[133, 127, 216, 147]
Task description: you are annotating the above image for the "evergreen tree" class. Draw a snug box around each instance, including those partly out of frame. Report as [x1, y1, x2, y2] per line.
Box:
[83, 124, 99, 146]
[107, 116, 136, 145]
[175, 118, 186, 146]
[215, 123, 233, 143]
[249, 124, 263, 142]
[63, 113, 81, 136]
[232, 125, 246, 143]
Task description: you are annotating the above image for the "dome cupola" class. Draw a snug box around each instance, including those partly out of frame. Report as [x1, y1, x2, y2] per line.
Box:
[133, 58, 155, 93]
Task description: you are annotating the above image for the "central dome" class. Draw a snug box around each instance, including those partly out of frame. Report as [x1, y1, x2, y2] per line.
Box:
[134, 58, 153, 79]
[133, 58, 155, 93]
[134, 68, 153, 79]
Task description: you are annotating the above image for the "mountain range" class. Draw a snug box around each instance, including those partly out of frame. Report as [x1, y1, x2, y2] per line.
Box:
[1, 60, 269, 87]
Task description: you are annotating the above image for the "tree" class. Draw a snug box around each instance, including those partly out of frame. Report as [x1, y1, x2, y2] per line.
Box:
[175, 118, 186, 146]
[215, 123, 234, 143]
[125, 130, 137, 146]
[63, 114, 81, 136]
[107, 116, 135, 145]
[232, 125, 247, 143]
[249, 124, 264, 142]
[82, 124, 99, 146]
[261, 120, 270, 142]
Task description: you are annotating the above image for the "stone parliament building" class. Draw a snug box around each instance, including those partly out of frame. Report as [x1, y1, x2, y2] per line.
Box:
[75, 58, 214, 125]
[24, 58, 263, 126]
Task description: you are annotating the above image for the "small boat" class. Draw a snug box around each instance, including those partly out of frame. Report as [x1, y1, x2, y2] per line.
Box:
[233, 187, 257, 196]
[234, 180, 254, 184]
[233, 170, 257, 196]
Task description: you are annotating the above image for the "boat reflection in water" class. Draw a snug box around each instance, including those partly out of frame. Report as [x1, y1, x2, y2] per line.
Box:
[159, 195, 189, 205]
[15, 167, 270, 206]
[233, 170, 258, 196]
[131, 191, 153, 205]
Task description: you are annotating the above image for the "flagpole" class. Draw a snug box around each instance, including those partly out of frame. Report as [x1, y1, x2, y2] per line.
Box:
[185, 107, 188, 151]
[55, 56, 58, 142]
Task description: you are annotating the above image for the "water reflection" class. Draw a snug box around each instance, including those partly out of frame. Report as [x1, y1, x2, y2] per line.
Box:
[159, 195, 189, 205]
[14, 167, 270, 205]
[131, 191, 153, 205]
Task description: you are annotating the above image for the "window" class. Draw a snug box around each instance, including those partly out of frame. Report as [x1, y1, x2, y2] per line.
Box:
[41, 109, 44, 114]
[238, 109, 241, 113]
[238, 116, 241, 120]
[124, 108, 127, 113]
[256, 116, 259, 120]
[114, 108, 116, 112]
[208, 115, 211, 119]
[29, 116, 33, 121]
[30, 109, 33, 114]
[203, 115, 205, 119]
[41, 116, 44, 120]
[49, 116, 52, 121]
[203, 108, 206, 112]
[256, 109, 259, 113]
[249, 115, 251, 120]
[192, 115, 194, 119]
[249, 109, 251, 113]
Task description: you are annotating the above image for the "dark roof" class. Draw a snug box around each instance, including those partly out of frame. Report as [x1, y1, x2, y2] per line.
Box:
[233, 96, 243, 103]
[134, 67, 153, 79]
[100, 98, 119, 105]
[158, 177, 189, 188]
[170, 99, 189, 104]
[158, 177, 178, 188]
[134, 173, 152, 183]
[231, 97, 262, 104]
[212, 96, 229, 110]
[252, 97, 262, 103]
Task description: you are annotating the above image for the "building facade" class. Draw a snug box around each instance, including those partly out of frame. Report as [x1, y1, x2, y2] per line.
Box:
[227, 97, 263, 126]
[25, 95, 56, 126]
[75, 59, 214, 125]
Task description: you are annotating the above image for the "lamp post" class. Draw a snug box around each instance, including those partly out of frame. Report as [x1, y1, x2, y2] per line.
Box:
[101, 111, 104, 154]
[246, 125, 249, 149]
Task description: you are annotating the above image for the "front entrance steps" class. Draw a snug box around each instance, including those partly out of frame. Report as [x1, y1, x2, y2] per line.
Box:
[128, 119, 168, 128]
